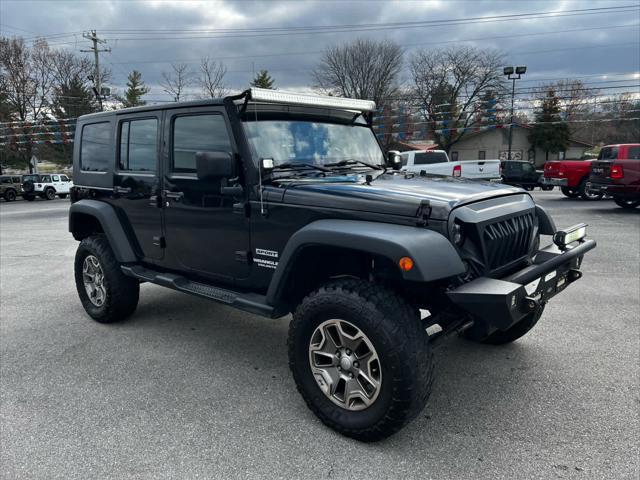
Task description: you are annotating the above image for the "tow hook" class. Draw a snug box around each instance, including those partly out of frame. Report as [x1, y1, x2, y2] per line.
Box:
[522, 296, 539, 312]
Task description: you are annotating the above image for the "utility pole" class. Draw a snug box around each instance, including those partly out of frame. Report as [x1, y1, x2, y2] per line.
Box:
[81, 30, 110, 110]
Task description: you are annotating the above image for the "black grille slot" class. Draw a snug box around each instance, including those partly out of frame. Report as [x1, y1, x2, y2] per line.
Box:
[483, 213, 534, 270]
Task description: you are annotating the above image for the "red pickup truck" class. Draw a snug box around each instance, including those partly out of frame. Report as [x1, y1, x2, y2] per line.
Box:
[588, 144, 640, 209]
[543, 159, 603, 200]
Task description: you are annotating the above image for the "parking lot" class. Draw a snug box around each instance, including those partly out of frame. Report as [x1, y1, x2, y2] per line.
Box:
[0, 191, 638, 479]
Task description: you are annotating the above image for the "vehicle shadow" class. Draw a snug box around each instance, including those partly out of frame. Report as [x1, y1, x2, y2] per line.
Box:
[117, 286, 555, 449]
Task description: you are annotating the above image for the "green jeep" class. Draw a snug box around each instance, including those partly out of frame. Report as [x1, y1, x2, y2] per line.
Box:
[0, 175, 23, 202]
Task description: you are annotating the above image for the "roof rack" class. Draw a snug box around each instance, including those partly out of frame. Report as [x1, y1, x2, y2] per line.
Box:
[231, 87, 376, 113]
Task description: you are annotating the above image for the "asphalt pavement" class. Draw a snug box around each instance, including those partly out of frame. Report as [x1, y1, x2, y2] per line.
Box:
[1, 192, 638, 479]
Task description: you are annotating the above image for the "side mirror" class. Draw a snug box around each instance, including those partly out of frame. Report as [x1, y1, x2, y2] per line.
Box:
[386, 150, 402, 170]
[196, 151, 235, 180]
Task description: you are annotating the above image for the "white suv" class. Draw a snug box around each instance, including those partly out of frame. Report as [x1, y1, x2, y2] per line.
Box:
[22, 173, 73, 201]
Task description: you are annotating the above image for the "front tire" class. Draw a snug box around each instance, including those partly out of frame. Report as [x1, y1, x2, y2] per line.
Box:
[44, 188, 56, 200]
[614, 197, 640, 209]
[288, 278, 433, 442]
[561, 186, 579, 198]
[74, 235, 139, 323]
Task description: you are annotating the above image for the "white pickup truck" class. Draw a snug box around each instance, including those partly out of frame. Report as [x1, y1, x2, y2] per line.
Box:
[399, 150, 500, 180]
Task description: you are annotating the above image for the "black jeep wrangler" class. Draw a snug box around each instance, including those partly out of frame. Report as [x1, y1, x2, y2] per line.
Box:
[69, 88, 596, 441]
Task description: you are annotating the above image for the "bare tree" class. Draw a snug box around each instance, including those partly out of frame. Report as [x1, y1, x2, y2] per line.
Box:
[313, 38, 403, 106]
[161, 63, 193, 101]
[410, 46, 506, 153]
[198, 57, 228, 98]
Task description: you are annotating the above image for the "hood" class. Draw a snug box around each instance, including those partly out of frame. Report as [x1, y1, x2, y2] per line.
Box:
[277, 173, 525, 220]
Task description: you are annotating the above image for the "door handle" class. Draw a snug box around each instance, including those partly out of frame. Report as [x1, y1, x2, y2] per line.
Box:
[113, 186, 132, 194]
[164, 191, 184, 201]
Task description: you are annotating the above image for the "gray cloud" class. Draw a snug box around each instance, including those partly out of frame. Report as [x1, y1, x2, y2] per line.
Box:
[1, 0, 638, 101]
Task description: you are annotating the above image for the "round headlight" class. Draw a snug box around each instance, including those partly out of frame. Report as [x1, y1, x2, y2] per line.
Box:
[453, 223, 465, 246]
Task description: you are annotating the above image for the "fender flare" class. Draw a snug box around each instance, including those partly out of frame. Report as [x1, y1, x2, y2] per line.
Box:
[265, 219, 465, 305]
[69, 199, 137, 263]
[535, 204, 556, 235]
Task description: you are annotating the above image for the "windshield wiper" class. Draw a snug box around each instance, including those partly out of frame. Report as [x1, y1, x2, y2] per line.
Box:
[324, 159, 383, 171]
[272, 161, 331, 173]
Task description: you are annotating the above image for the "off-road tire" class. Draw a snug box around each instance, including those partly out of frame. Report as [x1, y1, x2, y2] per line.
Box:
[561, 186, 579, 198]
[74, 235, 139, 323]
[288, 278, 434, 442]
[23, 194, 35, 201]
[468, 305, 545, 345]
[614, 197, 640, 209]
[58, 193, 68, 199]
[578, 178, 602, 201]
[44, 188, 56, 200]
[3, 189, 17, 202]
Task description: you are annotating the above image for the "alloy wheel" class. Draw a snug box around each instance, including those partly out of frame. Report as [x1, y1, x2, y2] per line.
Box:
[83, 255, 106, 307]
[308, 319, 382, 411]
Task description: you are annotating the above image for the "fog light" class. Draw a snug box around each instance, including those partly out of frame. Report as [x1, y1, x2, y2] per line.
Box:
[553, 223, 587, 249]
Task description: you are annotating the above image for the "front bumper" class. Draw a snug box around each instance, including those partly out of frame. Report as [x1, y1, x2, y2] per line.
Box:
[542, 177, 568, 186]
[447, 238, 596, 336]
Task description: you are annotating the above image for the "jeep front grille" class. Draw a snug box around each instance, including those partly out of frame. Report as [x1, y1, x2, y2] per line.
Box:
[483, 213, 535, 270]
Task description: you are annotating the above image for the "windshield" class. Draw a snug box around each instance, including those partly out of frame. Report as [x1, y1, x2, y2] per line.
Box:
[243, 120, 384, 170]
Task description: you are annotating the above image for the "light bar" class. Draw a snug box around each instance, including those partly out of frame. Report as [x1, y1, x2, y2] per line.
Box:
[249, 87, 376, 112]
[553, 223, 587, 249]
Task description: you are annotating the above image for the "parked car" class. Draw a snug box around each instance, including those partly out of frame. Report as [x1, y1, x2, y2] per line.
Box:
[500, 160, 553, 191]
[543, 159, 602, 200]
[0, 175, 23, 202]
[588, 143, 640, 209]
[68, 88, 596, 441]
[399, 150, 500, 180]
[21, 173, 73, 201]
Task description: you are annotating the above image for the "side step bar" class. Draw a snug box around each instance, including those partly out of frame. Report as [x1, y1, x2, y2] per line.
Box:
[121, 265, 275, 318]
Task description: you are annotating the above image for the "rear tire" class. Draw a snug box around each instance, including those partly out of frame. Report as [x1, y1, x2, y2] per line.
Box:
[614, 197, 640, 209]
[44, 188, 56, 200]
[561, 186, 579, 198]
[288, 278, 433, 442]
[541, 185, 554, 191]
[466, 305, 545, 345]
[3, 189, 17, 202]
[579, 178, 602, 201]
[74, 235, 139, 323]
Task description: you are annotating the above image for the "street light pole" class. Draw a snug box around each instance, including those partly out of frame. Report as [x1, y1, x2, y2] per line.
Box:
[503, 66, 527, 161]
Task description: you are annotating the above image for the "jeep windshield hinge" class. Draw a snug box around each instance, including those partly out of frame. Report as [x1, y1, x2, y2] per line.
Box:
[416, 200, 432, 226]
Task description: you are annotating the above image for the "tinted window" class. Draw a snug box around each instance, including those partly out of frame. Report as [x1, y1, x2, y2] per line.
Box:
[40, 175, 51, 182]
[60, 175, 69, 182]
[627, 146, 640, 159]
[1, 177, 12, 184]
[414, 152, 448, 165]
[400, 154, 409, 166]
[173, 114, 231, 173]
[12, 177, 21, 183]
[119, 118, 158, 172]
[598, 147, 618, 160]
[81, 122, 111, 172]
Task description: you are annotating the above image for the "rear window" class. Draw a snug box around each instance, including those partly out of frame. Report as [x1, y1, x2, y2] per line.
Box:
[1, 177, 12, 184]
[598, 147, 619, 160]
[414, 152, 448, 165]
[81, 122, 111, 172]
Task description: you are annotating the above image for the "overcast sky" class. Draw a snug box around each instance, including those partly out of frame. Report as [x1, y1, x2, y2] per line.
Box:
[1, 0, 639, 102]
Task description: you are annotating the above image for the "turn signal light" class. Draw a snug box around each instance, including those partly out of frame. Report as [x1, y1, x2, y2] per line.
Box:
[610, 164, 624, 179]
[452, 165, 462, 177]
[398, 257, 414, 272]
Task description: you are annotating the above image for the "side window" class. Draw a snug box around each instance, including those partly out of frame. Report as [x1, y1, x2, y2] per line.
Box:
[60, 175, 70, 182]
[81, 122, 111, 172]
[40, 175, 51, 183]
[119, 118, 158, 172]
[172, 114, 231, 173]
[627, 146, 640, 159]
[478, 151, 486, 160]
[400, 153, 409, 166]
[1, 177, 12, 184]
[12, 176, 21, 183]
[52, 175, 60, 181]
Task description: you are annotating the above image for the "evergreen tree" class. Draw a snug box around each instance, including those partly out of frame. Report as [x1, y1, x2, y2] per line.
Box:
[121, 70, 150, 107]
[528, 88, 570, 161]
[51, 76, 98, 119]
[250, 70, 275, 89]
